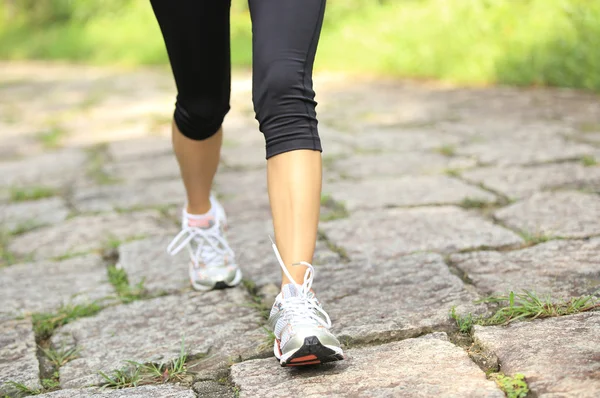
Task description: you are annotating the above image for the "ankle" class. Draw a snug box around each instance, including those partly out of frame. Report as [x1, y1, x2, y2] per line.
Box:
[186, 203, 212, 216]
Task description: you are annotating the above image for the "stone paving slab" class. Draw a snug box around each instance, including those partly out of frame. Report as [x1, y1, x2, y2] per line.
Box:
[107, 137, 172, 162]
[312, 253, 483, 343]
[1, 255, 110, 317]
[51, 289, 264, 388]
[213, 169, 272, 224]
[333, 128, 465, 154]
[221, 143, 267, 171]
[455, 134, 595, 166]
[473, 312, 600, 397]
[72, 180, 185, 213]
[0, 254, 113, 320]
[103, 155, 180, 184]
[0, 319, 41, 396]
[324, 175, 496, 211]
[0, 148, 87, 188]
[494, 191, 600, 238]
[462, 162, 600, 200]
[321, 207, 523, 261]
[0, 197, 69, 233]
[37, 385, 197, 397]
[226, 219, 341, 287]
[450, 238, 600, 297]
[8, 211, 173, 261]
[329, 152, 476, 179]
[116, 236, 191, 295]
[231, 333, 503, 398]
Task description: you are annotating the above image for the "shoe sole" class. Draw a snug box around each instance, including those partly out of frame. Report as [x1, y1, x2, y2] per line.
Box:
[191, 268, 243, 291]
[279, 336, 344, 367]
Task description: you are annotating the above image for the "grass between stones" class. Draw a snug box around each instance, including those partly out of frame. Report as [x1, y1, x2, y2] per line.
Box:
[435, 144, 457, 157]
[85, 143, 121, 185]
[451, 291, 600, 334]
[320, 194, 349, 222]
[517, 230, 553, 246]
[581, 155, 598, 167]
[32, 302, 103, 342]
[36, 124, 68, 149]
[489, 373, 529, 398]
[107, 265, 146, 304]
[240, 279, 275, 352]
[316, 229, 350, 262]
[9, 186, 58, 202]
[98, 339, 193, 389]
[0, 230, 16, 267]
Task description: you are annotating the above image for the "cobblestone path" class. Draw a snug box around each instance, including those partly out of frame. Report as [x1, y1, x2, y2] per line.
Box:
[1, 62, 599, 397]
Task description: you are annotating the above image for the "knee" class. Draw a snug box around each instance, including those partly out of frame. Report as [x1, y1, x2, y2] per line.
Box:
[174, 97, 229, 140]
[253, 63, 310, 122]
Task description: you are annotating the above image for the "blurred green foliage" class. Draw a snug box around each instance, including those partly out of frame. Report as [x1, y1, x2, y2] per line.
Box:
[1, 0, 599, 91]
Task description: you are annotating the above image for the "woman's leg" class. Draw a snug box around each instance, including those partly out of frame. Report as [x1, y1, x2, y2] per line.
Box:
[249, 0, 326, 287]
[151, 0, 242, 290]
[250, 0, 343, 366]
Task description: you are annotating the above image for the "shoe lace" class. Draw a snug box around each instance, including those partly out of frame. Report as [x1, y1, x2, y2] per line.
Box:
[270, 237, 332, 329]
[167, 222, 234, 268]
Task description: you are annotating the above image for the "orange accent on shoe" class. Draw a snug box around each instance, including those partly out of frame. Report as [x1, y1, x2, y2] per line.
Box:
[287, 360, 321, 366]
[290, 355, 318, 363]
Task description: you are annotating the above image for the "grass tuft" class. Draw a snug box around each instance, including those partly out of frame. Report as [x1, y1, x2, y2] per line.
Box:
[32, 302, 102, 341]
[9, 186, 57, 202]
[581, 155, 598, 167]
[450, 307, 474, 334]
[451, 291, 599, 333]
[41, 344, 80, 367]
[4, 381, 41, 396]
[100, 338, 190, 388]
[490, 373, 529, 398]
[37, 125, 68, 149]
[320, 194, 350, 222]
[518, 231, 552, 246]
[459, 197, 491, 209]
[436, 145, 456, 157]
[0, 229, 16, 267]
[107, 265, 146, 303]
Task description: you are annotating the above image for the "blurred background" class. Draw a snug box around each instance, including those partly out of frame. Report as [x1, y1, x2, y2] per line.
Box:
[1, 0, 599, 91]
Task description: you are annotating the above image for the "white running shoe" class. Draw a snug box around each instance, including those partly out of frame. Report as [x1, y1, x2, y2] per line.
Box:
[268, 239, 344, 366]
[167, 195, 242, 291]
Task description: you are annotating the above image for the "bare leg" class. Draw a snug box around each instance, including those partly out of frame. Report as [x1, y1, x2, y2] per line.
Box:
[268, 150, 322, 287]
[172, 121, 222, 214]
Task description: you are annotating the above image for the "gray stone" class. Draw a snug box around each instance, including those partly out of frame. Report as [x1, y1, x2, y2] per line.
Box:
[117, 236, 190, 295]
[0, 254, 113, 319]
[231, 333, 503, 398]
[221, 143, 266, 170]
[473, 312, 600, 397]
[8, 211, 172, 261]
[52, 289, 264, 388]
[107, 137, 172, 162]
[73, 180, 185, 213]
[193, 380, 232, 397]
[331, 152, 476, 179]
[0, 197, 69, 233]
[103, 155, 180, 183]
[0, 319, 41, 396]
[0, 149, 86, 188]
[37, 385, 196, 397]
[213, 169, 271, 224]
[321, 207, 523, 260]
[494, 191, 600, 238]
[226, 219, 340, 287]
[333, 128, 465, 154]
[312, 253, 482, 343]
[462, 163, 600, 200]
[323, 176, 496, 211]
[456, 134, 595, 166]
[450, 238, 600, 297]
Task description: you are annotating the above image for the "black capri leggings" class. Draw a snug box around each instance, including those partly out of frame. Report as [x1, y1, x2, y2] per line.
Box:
[150, 0, 326, 159]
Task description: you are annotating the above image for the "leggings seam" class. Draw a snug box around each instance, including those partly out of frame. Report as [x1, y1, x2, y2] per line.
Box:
[301, 0, 325, 151]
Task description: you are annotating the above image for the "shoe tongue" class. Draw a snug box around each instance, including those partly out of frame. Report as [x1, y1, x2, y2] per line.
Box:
[282, 283, 314, 299]
[187, 215, 215, 229]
